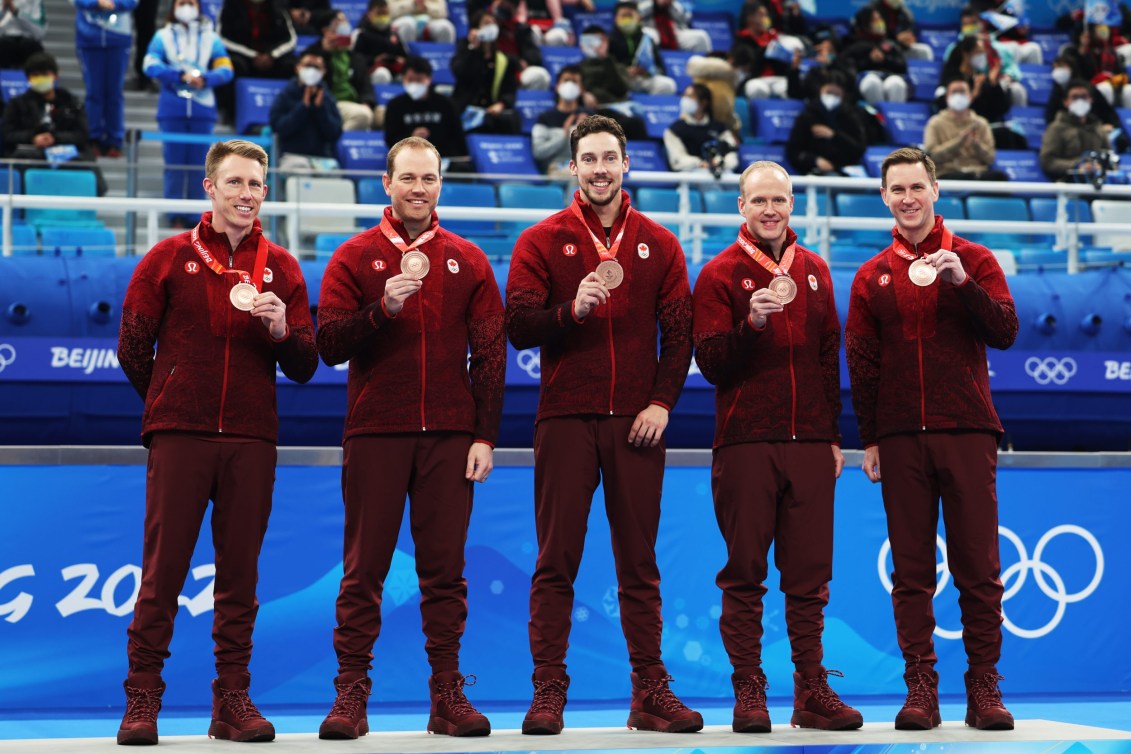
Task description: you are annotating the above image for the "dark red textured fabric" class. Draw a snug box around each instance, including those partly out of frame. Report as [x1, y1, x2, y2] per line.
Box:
[118, 213, 318, 444]
[505, 191, 693, 422]
[844, 217, 1018, 446]
[316, 209, 506, 445]
[693, 226, 841, 448]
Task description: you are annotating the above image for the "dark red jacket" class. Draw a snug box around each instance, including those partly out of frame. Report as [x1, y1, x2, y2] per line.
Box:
[845, 216, 1018, 447]
[118, 213, 318, 444]
[693, 226, 841, 448]
[316, 209, 506, 444]
[505, 191, 693, 422]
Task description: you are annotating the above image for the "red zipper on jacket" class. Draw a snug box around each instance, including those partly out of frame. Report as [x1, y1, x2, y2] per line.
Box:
[785, 310, 797, 439]
[419, 293, 427, 430]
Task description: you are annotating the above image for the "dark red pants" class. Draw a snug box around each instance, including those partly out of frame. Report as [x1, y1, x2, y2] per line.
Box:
[712, 442, 835, 673]
[528, 415, 666, 673]
[333, 432, 474, 675]
[879, 431, 1003, 670]
[126, 432, 276, 677]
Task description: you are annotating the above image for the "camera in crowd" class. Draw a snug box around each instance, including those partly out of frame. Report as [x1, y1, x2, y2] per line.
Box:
[700, 139, 734, 179]
[1073, 149, 1122, 189]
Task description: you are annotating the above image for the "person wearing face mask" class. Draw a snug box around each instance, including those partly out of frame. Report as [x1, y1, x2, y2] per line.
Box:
[863, 0, 933, 60]
[216, 0, 297, 123]
[1064, 22, 1131, 108]
[300, 9, 378, 130]
[269, 52, 343, 174]
[942, 8, 1026, 108]
[578, 25, 633, 106]
[388, 0, 457, 44]
[287, 0, 330, 35]
[1040, 80, 1111, 181]
[608, 0, 677, 95]
[74, 0, 135, 156]
[489, 0, 552, 90]
[451, 9, 522, 134]
[841, 6, 908, 104]
[924, 77, 1006, 181]
[1042, 54, 1126, 149]
[1, 52, 108, 195]
[635, 0, 710, 53]
[384, 55, 468, 161]
[785, 77, 869, 176]
[354, 0, 408, 84]
[733, 1, 804, 100]
[532, 65, 594, 174]
[663, 83, 738, 173]
[144, 0, 234, 227]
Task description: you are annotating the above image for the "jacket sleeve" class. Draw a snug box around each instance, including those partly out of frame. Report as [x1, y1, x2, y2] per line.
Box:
[52, 94, 91, 150]
[117, 255, 166, 400]
[272, 256, 319, 383]
[217, 8, 258, 58]
[531, 121, 566, 164]
[269, 85, 304, 136]
[467, 260, 506, 445]
[269, 13, 297, 59]
[142, 32, 184, 85]
[350, 51, 377, 106]
[924, 115, 965, 162]
[205, 38, 235, 87]
[1039, 121, 1077, 180]
[663, 127, 700, 172]
[2, 96, 38, 148]
[383, 97, 410, 144]
[692, 262, 765, 387]
[844, 270, 881, 446]
[504, 229, 584, 349]
[315, 245, 393, 365]
[954, 247, 1019, 351]
[316, 89, 344, 140]
[817, 262, 842, 443]
[649, 236, 693, 410]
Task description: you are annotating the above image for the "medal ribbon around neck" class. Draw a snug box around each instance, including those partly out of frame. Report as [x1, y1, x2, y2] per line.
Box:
[570, 201, 632, 261]
[892, 226, 954, 262]
[190, 222, 268, 290]
[379, 213, 439, 256]
[736, 228, 796, 277]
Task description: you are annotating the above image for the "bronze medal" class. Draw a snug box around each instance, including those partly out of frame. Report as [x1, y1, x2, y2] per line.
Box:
[229, 282, 257, 311]
[596, 259, 624, 289]
[401, 250, 430, 279]
[768, 275, 798, 304]
[909, 258, 938, 287]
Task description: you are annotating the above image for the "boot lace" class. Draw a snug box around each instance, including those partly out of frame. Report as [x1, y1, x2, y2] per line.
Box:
[805, 669, 847, 712]
[329, 678, 371, 719]
[638, 675, 691, 714]
[970, 673, 1005, 710]
[529, 678, 569, 715]
[123, 687, 162, 723]
[904, 672, 935, 710]
[435, 674, 480, 717]
[735, 675, 769, 712]
[218, 688, 266, 722]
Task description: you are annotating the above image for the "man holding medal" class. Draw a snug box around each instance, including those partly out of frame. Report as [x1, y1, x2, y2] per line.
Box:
[116, 139, 318, 745]
[506, 115, 699, 735]
[845, 147, 1019, 731]
[315, 136, 505, 740]
[692, 161, 862, 733]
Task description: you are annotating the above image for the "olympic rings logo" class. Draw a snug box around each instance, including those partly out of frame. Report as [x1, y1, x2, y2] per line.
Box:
[516, 348, 540, 379]
[0, 343, 16, 374]
[1025, 356, 1077, 386]
[878, 525, 1104, 639]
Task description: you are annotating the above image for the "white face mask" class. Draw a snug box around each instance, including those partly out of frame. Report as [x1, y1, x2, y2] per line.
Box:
[679, 96, 699, 117]
[1068, 98, 1092, 118]
[556, 80, 580, 102]
[820, 93, 841, 110]
[298, 66, 323, 86]
[1052, 67, 1071, 86]
[174, 4, 199, 23]
[335, 21, 351, 37]
[970, 53, 988, 71]
[947, 92, 971, 112]
[405, 81, 428, 100]
[477, 23, 499, 43]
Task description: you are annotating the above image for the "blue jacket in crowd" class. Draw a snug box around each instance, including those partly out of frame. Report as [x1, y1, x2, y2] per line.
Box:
[143, 17, 234, 121]
[269, 78, 343, 158]
[73, 0, 136, 48]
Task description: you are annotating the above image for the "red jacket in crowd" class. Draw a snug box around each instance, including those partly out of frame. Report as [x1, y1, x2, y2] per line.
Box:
[845, 216, 1018, 447]
[693, 226, 842, 449]
[118, 213, 319, 444]
[316, 208, 506, 445]
[505, 190, 693, 422]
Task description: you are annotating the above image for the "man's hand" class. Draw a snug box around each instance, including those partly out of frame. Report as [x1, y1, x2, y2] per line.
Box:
[831, 444, 844, 479]
[815, 156, 835, 172]
[573, 272, 609, 319]
[251, 292, 287, 339]
[32, 132, 55, 148]
[253, 53, 274, 71]
[811, 124, 834, 139]
[924, 248, 967, 285]
[383, 273, 423, 316]
[465, 441, 493, 482]
[862, 445, 881, 483]
[628, 404, 668, 447]
[747, 288, 784, 329]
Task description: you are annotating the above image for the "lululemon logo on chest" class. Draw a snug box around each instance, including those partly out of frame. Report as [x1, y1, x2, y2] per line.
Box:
[262, 267, 273, 284]
[372, 259, 386, 272]
[808, 273, 818, 291]
[741, 278, 755, 291]
[447, 259, 459, 274]
[879, 273, 892, 287]
[184, 261, 200, 274]
[563, 243, 577, 257]
[637, 242, 649, 259]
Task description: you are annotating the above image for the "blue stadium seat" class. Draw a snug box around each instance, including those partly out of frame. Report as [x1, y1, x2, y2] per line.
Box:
[1007, 106, 1047, 150]
[625, 140, 669, 173]
[829, 245, 879, 269]
[336, 131, 387, 179]
[935, 195, 965, 220]
[703, 189, 738, 215]
[792, 190, 830, 217]
[1030, 197, 1092, 224]
[966, 195, 1031, 248]
[1030, 32, 1071, 65]
[439, 182, 502, 237]
[356, 178, 385, 226]
[449, 1, 468, 37]
[993, 149, 1047, 182]
[918, 26, 955, 61]
[571, 11, 613, 41]
[498, 181, 564, 233]
[876, 101, 930, 146]
[24, 169, 102, 229]
[737, 142, 792, 173]
[749, 99, 803, 144]
[40, 226, 117, 257]
[4, 223, 38, 255]
[314, 233, 355, 260]
[235, 78, 287, 134]
[1019, 63, 1053, 106]
[1, 69, 28, 101]
[633, 94, 682, 139]
[467, 134, 539, 175]
[834, 192, 891, 246]
[1018, 248, 1067, 271]
[515, 89, 555, 133]
[863, 145, 890, 178]
[906, 59, 941, 102]
[692, 12, 734, 54]
[658, 50, 696, 91]
[1081, 249, 1127, 266]
[407, 42, 456, 86]
[733, 95, 754, 142]
[373, 83, 404, 106]
[335, 0, 367, 24]
[635, 187, 680, 213]
[540, 46, 584, 82]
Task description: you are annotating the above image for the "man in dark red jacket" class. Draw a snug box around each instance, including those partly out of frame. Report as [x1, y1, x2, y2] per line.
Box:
[116, 139, 318, 746]
[693, 160, 863, 733]
[846, 147, 1019, 732]
[506, 115, 700, 735]
[315, 136, 506, 741]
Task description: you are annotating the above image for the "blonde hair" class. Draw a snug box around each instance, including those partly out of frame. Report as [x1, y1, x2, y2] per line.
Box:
[739, 160, 792, 197]
[386, 136, 442, 177]
[205, 139, 269, 180]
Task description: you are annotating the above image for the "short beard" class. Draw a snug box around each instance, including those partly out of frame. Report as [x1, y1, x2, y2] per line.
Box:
[581, 182, 618, 207]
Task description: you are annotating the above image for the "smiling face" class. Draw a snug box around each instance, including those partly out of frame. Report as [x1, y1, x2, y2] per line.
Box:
[739, 166, 793, 250]
[382, 145, 441, 231]
[203, 154, 267, 236]
[881, 160, 939, 241]
[570, 131, 627, 209]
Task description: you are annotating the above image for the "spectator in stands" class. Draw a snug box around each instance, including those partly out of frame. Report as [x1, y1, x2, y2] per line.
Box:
[786, 74, 869, 176]
[842, 6, 908, 104]
[1040, 79, 1110, 181]
[945, 7, 1025, 107]
[269, 52, 344, 171]
[532, 65, 591, 174]
[217, 0, 296, 124]
[663, 83, 737, 173]
[288, 0, 329, 34]
[301, 9, 377, 130]
[732, 1, 800, 100]
[354, 0, 409, 84]
[689, 53, 740, 132]
[384, 54, 468, 160]
[1, 52, 107, 195]
[636, 0, 709, 53]
[608, 0, 677, 95]
[390, 0, 456, 44]
[787, 26, 860, 102]
[0, 0, 46, 70]
[144, 0, 235, 227]
[1044, 54, 1127, 150]
[1063, 21, 1131, 108]
[492, 0, 551, 90]
[924, 77, 1005, 181]
[974, 0, 1041, 64]
[470, 0, 573, 45]
[74, 0, 135, 156]
[863, 0, 933, 60]
[579, 24, 632, 105]
[451, 9, 522, 134]
[941, 34, 1013, 122]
